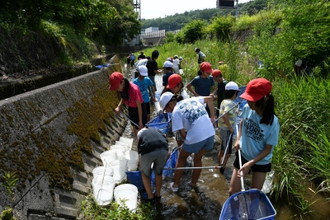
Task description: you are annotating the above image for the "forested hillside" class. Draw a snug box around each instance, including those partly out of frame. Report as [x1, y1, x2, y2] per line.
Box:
[141, 0, 268, 31]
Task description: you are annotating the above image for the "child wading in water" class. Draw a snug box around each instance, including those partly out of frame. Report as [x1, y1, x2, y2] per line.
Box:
[229, 78, 280, 195]
[217, 81, 240, 174]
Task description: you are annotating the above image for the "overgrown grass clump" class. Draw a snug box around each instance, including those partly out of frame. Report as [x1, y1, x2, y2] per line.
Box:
[81, 194, 154, 220]
[272, 76, 330, 217]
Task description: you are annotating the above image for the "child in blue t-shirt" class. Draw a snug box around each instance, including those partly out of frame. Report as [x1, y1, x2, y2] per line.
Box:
[229, 78, 280, 195]
[133, 65, 155, 121]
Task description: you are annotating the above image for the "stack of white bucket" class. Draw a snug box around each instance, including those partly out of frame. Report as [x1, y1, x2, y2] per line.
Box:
[92, 137, 139, 210]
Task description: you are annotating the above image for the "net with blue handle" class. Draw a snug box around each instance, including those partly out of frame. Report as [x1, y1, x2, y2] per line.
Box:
[219, 189, 276, 220]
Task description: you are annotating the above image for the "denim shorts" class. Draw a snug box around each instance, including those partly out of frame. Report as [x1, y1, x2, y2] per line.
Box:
[183, 135, 214, 154]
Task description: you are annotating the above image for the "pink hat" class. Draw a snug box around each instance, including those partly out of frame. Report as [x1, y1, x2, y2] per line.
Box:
[108, 72, 124, 91]
[240, 78, 272, 101]
[167, 74, 182, 89]
[200, 62, 213, 74]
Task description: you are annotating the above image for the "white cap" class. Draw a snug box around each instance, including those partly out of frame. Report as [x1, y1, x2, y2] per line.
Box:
[159, 92, 174, 110]
[137, 127, 148, 139]
[138, 65, 148, 76]
[163, 61, 173, 68]
[295, 59, 303, 67]
[225, 81, 239, 91]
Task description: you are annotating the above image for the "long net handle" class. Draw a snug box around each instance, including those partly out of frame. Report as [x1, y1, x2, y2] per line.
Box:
[220, 132, 233, 165]
[238, 149, 245, 191]
[163, 165, 223, 170]
[236, 123, 245, 192]
[213, 102, 239, 124]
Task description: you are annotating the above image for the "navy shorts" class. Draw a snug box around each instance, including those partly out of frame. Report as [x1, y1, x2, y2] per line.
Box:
[128, 105, 147, 128]
[233, 151, 271, 172]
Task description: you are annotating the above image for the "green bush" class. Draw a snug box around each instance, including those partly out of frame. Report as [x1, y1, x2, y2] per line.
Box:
[206, 16, 235, 41]
[247, 0, 330, 78]
[176, 20, 207, 44]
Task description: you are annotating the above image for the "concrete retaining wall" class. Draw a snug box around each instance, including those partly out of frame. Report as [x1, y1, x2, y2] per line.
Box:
[0, 55, 127, 219]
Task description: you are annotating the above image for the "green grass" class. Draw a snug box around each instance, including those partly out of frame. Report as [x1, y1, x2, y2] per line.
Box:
[141, 40, 255, 86]
[81, 194, 154, 220]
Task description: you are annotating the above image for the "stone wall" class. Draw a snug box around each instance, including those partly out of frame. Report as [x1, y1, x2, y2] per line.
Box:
[0, 55, 127, 219]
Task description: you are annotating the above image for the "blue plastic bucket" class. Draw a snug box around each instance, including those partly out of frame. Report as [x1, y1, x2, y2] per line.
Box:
[126, 171, 147, 200]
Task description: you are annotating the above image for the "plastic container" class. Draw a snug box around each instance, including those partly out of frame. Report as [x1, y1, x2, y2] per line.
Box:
[92, 176, 115, 206]
[114, 184, 138, 211]
[126, 171, 147, 200]
[126, 171, 144, 191]
[118, 137, 134, 149]
[92, 166, 113, 178]
[115, 141, 132, 150]
[125, 150, 139, 171]
[92, 175, 115, 187]
[100, 150, 118, 165]
[110, 159, 128, 183]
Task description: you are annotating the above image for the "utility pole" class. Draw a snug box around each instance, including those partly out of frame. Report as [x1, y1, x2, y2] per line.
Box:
[235, 0, 239, 17]
[133, 0, 141, 20]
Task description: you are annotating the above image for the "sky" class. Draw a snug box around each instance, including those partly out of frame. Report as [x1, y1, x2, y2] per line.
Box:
[140, 0, 252, 19]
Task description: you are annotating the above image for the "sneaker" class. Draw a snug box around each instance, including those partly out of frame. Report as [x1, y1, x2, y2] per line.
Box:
[170, 182, 179, 192]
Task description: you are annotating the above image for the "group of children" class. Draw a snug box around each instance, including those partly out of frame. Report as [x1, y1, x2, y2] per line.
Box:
[108, 52, 280, 202]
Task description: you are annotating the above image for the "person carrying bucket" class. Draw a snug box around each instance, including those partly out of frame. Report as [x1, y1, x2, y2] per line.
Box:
[217, 81, 240, 174]
[108, 72, 147, 137]
[159, 92, 215, 192]
[137, 128, 169, 202]
[229, 78, 280, 195]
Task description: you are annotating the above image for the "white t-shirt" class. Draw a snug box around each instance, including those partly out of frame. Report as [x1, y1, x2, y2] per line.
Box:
[172, 59, 180, 73]
[171, 97, 215, 144]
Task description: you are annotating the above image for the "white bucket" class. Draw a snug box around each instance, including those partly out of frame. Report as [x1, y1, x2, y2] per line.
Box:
[115, 141, 132, 150]
[92, 175, 115, 187]
[125, 150, 139, 160]
[110, 159, 128, 183]
[118, 137, 134, 148]
[100, 150, 118, 164]
[92, 166, 113, 178]
[114, 184, 138, 211]
[92, 176, 115, 206]
[111, 144, 129, 152]
[125, 150, 139, 171]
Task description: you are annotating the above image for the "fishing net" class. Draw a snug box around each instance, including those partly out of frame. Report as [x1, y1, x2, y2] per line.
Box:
[162, 147, 180, 177]
[146, 113, 171, 134]
[219, 189, 276, 220]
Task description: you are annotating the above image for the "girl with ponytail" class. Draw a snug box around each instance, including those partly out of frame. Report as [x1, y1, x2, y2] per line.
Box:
[229, 78, 280, 195]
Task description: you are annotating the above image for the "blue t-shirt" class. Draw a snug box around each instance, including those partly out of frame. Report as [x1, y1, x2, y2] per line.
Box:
[240, 104, 280, 165]
[133, 77, 154, 103]
[162, 71, 173, 86]
[190, 76, 214, 96]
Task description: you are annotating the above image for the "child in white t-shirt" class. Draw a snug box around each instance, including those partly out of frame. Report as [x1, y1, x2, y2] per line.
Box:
[217, 81, 240, 174]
